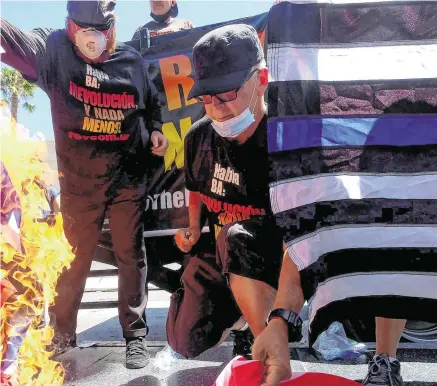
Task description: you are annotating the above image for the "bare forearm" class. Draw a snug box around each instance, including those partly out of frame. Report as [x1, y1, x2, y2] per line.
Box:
[273, 251, 305, 313]
[188, 190, 203, 229]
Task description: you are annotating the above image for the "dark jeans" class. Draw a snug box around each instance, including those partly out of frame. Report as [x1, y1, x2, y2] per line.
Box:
[50, 184, 148, 339]
[167, 216, 283, 358]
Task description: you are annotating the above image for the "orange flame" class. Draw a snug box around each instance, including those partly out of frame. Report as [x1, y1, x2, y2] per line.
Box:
[1, 102, 75, 386]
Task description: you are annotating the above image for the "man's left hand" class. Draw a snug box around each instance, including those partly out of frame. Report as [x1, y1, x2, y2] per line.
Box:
[151, 131, 168, 156]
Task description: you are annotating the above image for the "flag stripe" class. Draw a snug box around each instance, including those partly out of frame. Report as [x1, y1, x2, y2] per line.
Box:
[307, 272, 437, 328]
[287, 224, 437, 271]
[309, 296, 437, 343]
[275, 198, 437, 240]
[268, 1, 437, 44]
[299, 248, 437, 299]
[270, 173, 437, 214]
[269, 146, 437, 182]
[268, 115, 437, 153]
[268, 81, 437, 117]
[268, 43, 437, 82]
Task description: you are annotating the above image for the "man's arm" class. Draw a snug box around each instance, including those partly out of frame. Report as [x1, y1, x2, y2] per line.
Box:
[268, 252, 305, 331]
[252, 252, 305, 386]
[174, 130, 205, 252]
[141, 60, 168, 155]
[0, 20, 51, 82]
[188, 190, 203, 230]
[184, 128, 205, 232]
[174, 190, 204, 252]
[273, 249, 305, 312]
[143, 61, 163, 133]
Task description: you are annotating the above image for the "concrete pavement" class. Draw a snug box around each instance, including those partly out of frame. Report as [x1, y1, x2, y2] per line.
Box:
[57, 261, 437, 386]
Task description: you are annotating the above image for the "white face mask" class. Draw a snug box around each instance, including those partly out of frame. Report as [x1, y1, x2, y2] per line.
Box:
[211, 81, 259, 138]
[75, 28, 107, 60]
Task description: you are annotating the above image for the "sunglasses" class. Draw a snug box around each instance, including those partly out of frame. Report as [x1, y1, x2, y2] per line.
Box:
[195, 68, 258, 105]
[71, 18, 113, 32]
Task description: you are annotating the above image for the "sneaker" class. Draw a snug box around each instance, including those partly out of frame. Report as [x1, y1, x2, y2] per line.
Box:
[126, 337, 150, 369]
[363, 354, 404, 386]
[49, 332, 76, 357]
[231, 329, 254, 359]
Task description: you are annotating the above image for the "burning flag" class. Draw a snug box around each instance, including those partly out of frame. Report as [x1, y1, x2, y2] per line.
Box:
[1, 101, 75, 385]
[1, 160, 28, 386]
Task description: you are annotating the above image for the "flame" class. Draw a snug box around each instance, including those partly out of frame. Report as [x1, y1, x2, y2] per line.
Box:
[1, 101, 75, 386]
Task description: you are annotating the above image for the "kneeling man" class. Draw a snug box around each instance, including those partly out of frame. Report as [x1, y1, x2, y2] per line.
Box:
[168, 24, 283, 359]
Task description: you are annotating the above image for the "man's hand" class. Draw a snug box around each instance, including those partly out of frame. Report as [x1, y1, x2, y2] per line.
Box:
[252, 319, 292, 386]
[151, 131, 168, 156]
[174, 226, 201, 253]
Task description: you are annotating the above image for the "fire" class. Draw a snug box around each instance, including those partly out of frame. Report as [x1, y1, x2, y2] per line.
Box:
[1, 102, 75, 386]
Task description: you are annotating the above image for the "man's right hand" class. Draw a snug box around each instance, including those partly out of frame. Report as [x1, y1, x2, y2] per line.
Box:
[252, 319, 292, 386]
[174, 226, 201, 253]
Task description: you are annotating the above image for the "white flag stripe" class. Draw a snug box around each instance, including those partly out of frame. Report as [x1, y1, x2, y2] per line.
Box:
[270, 173, 437, 214]
[308, 272, 437, 327]
[268, 43, 437, 82]
[286, 224, 437, 271]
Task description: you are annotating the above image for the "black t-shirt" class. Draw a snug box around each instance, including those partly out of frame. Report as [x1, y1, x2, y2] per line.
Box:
[1, 21, 162, 197]
[184, 115, 272, 239]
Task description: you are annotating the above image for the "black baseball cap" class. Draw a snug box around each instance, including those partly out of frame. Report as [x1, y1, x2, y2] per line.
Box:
[188, 24, 264, 100]
[67, 0, 116, 29]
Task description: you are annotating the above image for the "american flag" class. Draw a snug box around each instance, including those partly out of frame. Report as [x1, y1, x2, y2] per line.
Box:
[266, 0, 437, 342]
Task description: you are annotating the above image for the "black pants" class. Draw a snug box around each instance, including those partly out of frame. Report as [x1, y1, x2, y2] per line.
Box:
[50, 184, 148, 339]
[167, 216, 283, 358]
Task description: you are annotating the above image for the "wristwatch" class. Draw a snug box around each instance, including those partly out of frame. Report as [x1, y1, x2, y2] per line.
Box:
[267, 308, 303, 343]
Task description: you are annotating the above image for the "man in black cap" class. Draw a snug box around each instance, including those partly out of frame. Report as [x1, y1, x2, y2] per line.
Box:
[131, 0, 194, 39]
[0, 0, 168, 369]
[168, 24, 284, 359]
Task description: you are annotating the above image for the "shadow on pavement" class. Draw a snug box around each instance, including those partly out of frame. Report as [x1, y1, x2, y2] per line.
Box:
[120, 375, 162, 386]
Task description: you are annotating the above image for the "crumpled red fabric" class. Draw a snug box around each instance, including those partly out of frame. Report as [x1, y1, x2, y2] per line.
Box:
[0, 278, 17, 307]
[0, 373, 13, 386]
[213, 357, 362, 386]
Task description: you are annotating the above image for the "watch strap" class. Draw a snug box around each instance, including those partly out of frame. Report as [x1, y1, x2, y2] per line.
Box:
[268, 308, 303, 343]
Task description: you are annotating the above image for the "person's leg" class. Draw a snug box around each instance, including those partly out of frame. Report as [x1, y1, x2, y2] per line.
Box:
[375, 317, 407, 358]
[216, 216, 283, 338]
[363, 318, 406, 386]
[108, 185, 148, 338]
[107, 184, 149, 369]
[166, 242, 242, 359]
[49, 193, 105, 352]
[228, 275, 276, 337]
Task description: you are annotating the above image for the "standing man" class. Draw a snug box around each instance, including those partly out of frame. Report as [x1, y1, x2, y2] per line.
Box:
[0, 0, 168, 369]
[168, 24, 284, 359]
[132, 0, 194, 39]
